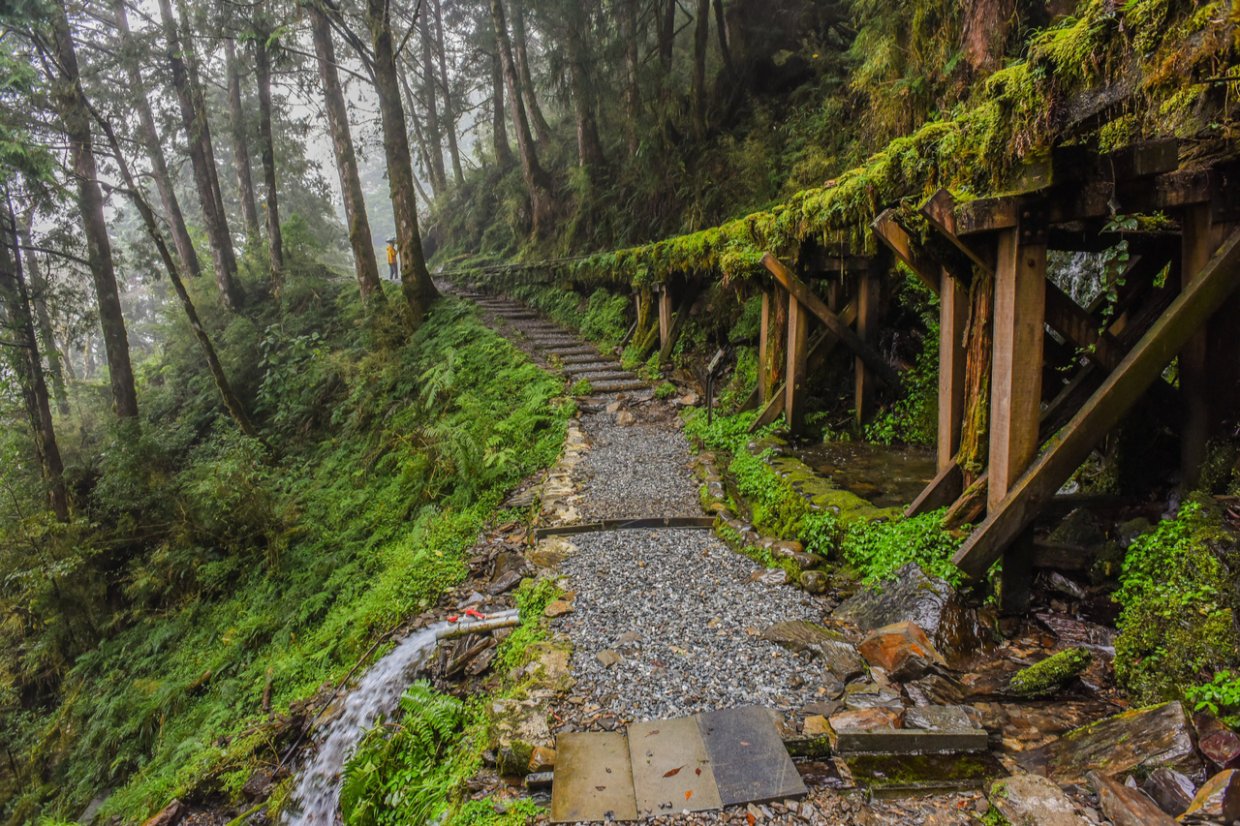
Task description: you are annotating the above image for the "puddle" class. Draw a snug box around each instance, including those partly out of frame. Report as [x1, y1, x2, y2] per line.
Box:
[792, 441, 937, 509]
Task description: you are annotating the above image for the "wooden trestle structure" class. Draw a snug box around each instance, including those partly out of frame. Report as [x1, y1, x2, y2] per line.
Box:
[691, 139, 1240, 609]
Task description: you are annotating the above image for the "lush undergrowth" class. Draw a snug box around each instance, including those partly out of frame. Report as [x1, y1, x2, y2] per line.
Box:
[506, 285, 630, 350]
[0, 281, 571, 824]
[340, 578, 560, 826]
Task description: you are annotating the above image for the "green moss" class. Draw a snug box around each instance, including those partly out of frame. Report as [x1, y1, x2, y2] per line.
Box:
[1009, 648, 1092, 697]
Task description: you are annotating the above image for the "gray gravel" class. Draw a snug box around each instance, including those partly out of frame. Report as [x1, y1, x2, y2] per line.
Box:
[556, 528, 823, 722]
[574, 410, 702, 520]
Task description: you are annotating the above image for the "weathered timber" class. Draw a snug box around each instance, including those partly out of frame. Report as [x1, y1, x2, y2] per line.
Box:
[758, 289, 772, 403]
[761, 254, 903, 393]
[905, 463, 964, 518]
[955, 269, 993, 484]
[785, 292, 809, 433]
[871, 210, 938, 293]
[939, 269, 969, 472]
[954, 227, 1240, 579]
[855, 265, 881, 425]
[659, 288, 696, 363]
[657, 286, 673, 350]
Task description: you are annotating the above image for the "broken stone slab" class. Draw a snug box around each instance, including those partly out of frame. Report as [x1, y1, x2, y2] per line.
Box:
[845, 753, 1000, 797]
[1194, 711, 1240, 770]
[857, 621, 946, 681]
[1016, 701, 1202, 784]
[596, 649, 623, 668]
[990, 774, 1091, 826]
[1142, 767, 1196, 816]
[841, 681, 903, 710]
[1087, 771, 1176, 826]
[833, 728, 989, 756]
[760, 620, 866, 683]
[904, 705, 978, 732]
[832, 563, 955, 641]
[827, 707, 901, 740]
[1180, 769, 1240, 823]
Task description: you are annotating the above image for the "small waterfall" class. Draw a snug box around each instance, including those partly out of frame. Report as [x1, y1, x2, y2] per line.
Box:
[282, 624, 446, 826]
[1048, 250, 1106, 307]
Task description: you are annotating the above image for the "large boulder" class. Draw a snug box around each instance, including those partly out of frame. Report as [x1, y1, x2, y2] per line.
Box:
[761, 620, 866, 683]
[1141, 767, 1196, 816]
[989, 774, 1091, 825]
[857, 621, 945, 681]
[832, 563, 954, 639]
[1016, 702, 1202, 784]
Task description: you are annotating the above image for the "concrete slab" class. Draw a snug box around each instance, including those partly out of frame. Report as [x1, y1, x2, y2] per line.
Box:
[697, 706, 808, 806]
[550, 731, 638, 823]
[834, 728, 990, 755]
[629, 717, 722, 817]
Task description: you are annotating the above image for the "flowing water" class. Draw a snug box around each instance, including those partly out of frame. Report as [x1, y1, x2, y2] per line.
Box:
[283, 623, 447, 826]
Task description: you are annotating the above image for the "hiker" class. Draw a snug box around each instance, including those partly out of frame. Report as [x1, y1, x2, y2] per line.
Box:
[385, 238, 397, 280]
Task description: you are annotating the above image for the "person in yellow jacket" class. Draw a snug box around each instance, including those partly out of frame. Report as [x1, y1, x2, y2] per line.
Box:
[385, 238, 398, 280]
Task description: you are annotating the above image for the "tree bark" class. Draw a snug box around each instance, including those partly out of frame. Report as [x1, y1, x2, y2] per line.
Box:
[563, 3, 605, 174]
[366, 0, 439, 323]
[1, 201, 69, 520]
[307, 3, 384, 304]
[657, 0, 676, 71]
[158, 0, 243, 310]
[432, 0, 464, 186]
[418, 13, 448, 195]
[489, 45, 514, 166]
[49, 0, 139, 419]
[620, 0, 641, 157]
[712, 0, 735, 78]
[491, 0, 555, 237]
[509, 0, 552, 148]
[224, 38, 262, 245]
[691, 0, 710, 140]
[92, 108, 262, 443]
[19, 215, 68, 415]
[113, 0, 202, 282]
[252, 24, 284, 295]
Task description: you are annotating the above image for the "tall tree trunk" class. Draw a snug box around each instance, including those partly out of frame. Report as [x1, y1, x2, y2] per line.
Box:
[691, 0, 710, 140]
[657, 0, 676, 71]
[620, 0, 641, 157]
[563, 4, 605, 174]
[432, 0, 464, 186]
[1, 201, 69, 521]
[252, 25, 284, 295]
[509, 0, 552, 148]
[712, 0, 735, 79]
[366, 0, 439, 323]
[308, 3, 384, 303]
[49, 0, 138, 419]
[92, 108, 262, 442]
[158, 0, 244, 310]
[491, 0, 555, 237]
[489, 46, 514, 166]
[399, 68, 442, 201]
[18, 218, 68, 415]
[419, 14, 448, 195]
[113, 0, 202, 282]
[224, 38, 262, 245]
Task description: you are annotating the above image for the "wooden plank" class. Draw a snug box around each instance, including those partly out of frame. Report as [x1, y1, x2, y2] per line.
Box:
[657, 287, 673, 354]
[855, 268, 880, 425]
[922, 189, 996, 274]
[871, 209, 939, 293]
[785, 293, 809, 433]
[758, 290, 772, 404]
[1044, 284, 1125, 371]
[954, 196, 1020, 236]
[905, 463, 964, 518]
[988, 228, 1047, 510]
[953, 227, 1240, 579]
[761, 254, 903, 393]
[939, 269, 969, 472]
[748, 303, 857, 433]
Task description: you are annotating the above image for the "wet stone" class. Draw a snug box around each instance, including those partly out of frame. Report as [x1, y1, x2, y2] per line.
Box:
[905, 705, 976, 732]
[1181, 769, 1240, 823]
[1087, 771, 1175, 826]
[697, 705, 807, 807]
[833, 563, 955, 639]
[842, 681, 904, 710]
[1142, 767, 1197, 816]
[990, 774, 1091, 826]
[857, 621, 946, 681]
[628, 717, 722, 816]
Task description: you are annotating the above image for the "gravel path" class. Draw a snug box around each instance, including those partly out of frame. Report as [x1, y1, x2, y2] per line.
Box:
[557, 528, 821, 722]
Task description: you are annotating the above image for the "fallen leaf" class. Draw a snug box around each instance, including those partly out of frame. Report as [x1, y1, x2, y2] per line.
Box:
[646, 729, 660, 737]
[747, 813, 756, 826]
[685, 790, 693, 801]
[595, 786, 606, 792]
[695, 767, 702, 776]
[663, 766, 683, 777]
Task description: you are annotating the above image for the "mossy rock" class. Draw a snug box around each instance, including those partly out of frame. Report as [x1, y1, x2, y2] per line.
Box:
[1008, 647, 1092, 697]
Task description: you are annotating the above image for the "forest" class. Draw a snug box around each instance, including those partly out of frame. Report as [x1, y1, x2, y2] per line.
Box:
[1, 0, 1238, 824]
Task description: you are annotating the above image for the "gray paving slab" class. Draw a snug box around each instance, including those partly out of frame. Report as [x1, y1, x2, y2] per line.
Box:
[696, 706, 808, 806]
[550, 731, 638, 823]
[628, 717, 722, 817]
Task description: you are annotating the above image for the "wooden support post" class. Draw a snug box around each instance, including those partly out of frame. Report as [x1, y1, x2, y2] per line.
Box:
[1000, 528, 1036, 616]
[758, 290, 772, 403]
[988, 224, 1047, 511]
[855, 267, 880, 425]
[785, 295, 809, 434]
[938, 269, 968, 472]
[749, 302, 857, 433]
[657, 286, 674, 356]
[953, 227, 1240, 580]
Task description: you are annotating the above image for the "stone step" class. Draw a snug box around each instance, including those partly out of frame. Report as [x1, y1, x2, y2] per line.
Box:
[560, 353, 614, 364]
[545, 347, 600, 358]
[560, 362, 619, 374]
[589, 379, 648, 392]
[567, 370, 636, 383]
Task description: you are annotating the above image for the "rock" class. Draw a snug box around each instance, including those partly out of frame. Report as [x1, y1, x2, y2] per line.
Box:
[905, 705, 976, 732]
[1142, 768, 1196, 816]
[1180, 769, 1240, 823]
[1194, 712, 1240, 769]
[1034, 612, 1116, 653]
[141, 800, 184, 826]
[605, 401, 622, 414]
[833, 563, 955, 639]
[596, 649, 622, 668]
[799, 570, 828, 594]
[242, 767, 276, 800]
[828, 706, 901, 734]
[489, 552, 530, 595]
[496, 741, 534, 776]
[842, 681, 904, 710]
[613, 630, 641, 648]
[857, 621, 946, 681]
[615, 410, 636, 426]
[990, 774, 1090, 826]
[543, 599, 574, 618]
[1017, 701, 1202, 783]
[803, 715, 832, 737]
[1087, 771, 1176, 826]
[755, 568, 789, 586]
[528, 745, 557, 773]
[760, 620, 867, 683]
[970, 701, 1113, 753]
[676, 392, 699, 406]
[1044, 571, 1087, 601]
[1114, 516, 1152, 548]
[1008, 647, 1092, 697]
